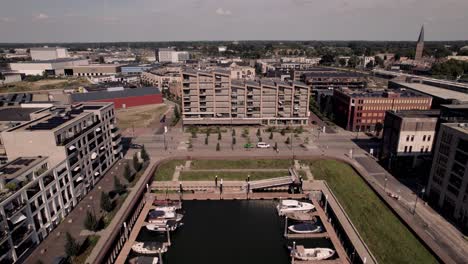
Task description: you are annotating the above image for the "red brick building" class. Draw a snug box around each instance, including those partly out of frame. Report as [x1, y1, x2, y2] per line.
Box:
[333, 88, 432, 132]
[70, 87, 163, 109]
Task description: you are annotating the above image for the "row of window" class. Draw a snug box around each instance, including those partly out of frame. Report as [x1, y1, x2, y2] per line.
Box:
[403, 146, 430, 153]
[405, 134, 432, 142]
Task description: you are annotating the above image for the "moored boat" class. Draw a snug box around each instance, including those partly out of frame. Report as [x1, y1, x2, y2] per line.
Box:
[291, 245, 335, 261]
[146, 220, 183, 232]
[288, 222, 323, 234]
[131, 242, 168, 255]
[277, 200, 315, 216]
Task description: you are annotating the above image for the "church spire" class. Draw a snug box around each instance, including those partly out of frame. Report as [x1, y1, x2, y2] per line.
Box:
[418, 25, 424, 43]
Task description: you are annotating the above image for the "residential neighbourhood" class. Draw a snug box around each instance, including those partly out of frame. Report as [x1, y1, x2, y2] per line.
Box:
[1, 3, 468, 264]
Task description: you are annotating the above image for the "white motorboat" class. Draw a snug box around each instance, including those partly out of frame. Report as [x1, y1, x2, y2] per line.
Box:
[147, 210, 184, 223]
[146, 220, 183, 232]
[128, 256, 159, 264]
[131, 242, 168, 255]
[291, 245, 335, 261]
[288, 222, 323, 234]
[277, 200, 315, 216]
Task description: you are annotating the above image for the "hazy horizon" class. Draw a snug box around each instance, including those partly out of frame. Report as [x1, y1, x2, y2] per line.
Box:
[1, 0, 468, 43]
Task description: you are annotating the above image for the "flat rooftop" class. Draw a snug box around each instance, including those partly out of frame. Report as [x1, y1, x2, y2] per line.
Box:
[0, 107, 43, 121]
[393, 81, 468, 102]
[0, 156, 47, 181]
[10, 58, 86, 64]
[388, 109, 440, 118]
[7, 103, 109, 132]
[339, 88, 429, 98]
[303, 72, 366, 78]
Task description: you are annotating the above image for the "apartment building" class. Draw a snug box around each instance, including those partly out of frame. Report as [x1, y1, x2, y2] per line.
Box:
[427, 123, 468, 232]
[381, 110, 439, 173]
[181, 70, 310, 126]
[0, 102, 122, 263]
[333, 88, 432, 132]
[157, 48, 189, 63]
[301, 71, 367, 89]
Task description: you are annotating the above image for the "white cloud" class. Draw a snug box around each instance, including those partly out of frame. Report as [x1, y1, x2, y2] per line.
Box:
[215, 8, 232, 16]
[35, 13, 49, 20]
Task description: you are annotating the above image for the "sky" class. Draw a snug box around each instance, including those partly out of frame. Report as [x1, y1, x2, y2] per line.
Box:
[0, 0, 467, 43]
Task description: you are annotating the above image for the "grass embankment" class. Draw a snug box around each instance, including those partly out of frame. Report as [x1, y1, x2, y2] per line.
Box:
[190, 159, 293, 170]
[154, 160, 185, 181]
[304, 159, 437, 264]
[179, 170, 289, 181]
[0, 78, 90, 93]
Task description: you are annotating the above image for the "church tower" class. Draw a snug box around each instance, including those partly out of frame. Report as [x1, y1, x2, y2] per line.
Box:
[415, 25, 424, 61]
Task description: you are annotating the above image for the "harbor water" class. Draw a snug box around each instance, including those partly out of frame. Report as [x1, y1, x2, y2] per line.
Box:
[132, 200, 334, 264]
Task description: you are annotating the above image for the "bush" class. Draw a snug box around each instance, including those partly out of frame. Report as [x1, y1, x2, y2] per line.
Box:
[84, 211, 99, 231]
[114, 176, 127, 193]
[216, 142, 220, 151]
[140, 145, 149, 161]
[218, 132, 222, 140]
[256, 128, 261, 137]
[100, 191, 114, 212]
[191, 131, 197, 138]
[133, 153, 141, 171]
[232, 137, 236, 145]
[269, 131, 273, 140]
[232, 129, 236, 137]
[123, 164, 134, 182]
[274, 142, 278, 150]
[285, 137, 291, 145]
[5, 182, 17, 191]
[280, 129, 286, 136]
[64, 232, 80, 257]
[205, 136, 209, 145]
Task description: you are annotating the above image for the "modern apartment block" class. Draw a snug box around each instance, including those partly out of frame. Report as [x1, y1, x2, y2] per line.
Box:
[381, 110, 439, 173]
[333, 88, 432, 132]
[427, 123, 468, 232]
[157, 48, 189, 63]
[181, 70, 310, 126]
[0, 102, 122, 263]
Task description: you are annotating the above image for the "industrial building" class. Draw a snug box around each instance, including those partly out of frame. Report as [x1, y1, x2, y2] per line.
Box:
[29, 47, 69, 61]
[427, 123, 468, 233]
[181, 70, 310, 126]
[0, 102, 122, 263]
[9, 59, 89, 76]
[70, 87, 162, 109]
[333, 88, 432, 132]
[64, 64, 122, 77]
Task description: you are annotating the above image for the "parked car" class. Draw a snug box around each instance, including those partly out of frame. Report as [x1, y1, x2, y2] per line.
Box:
[256, 142, 271, 148]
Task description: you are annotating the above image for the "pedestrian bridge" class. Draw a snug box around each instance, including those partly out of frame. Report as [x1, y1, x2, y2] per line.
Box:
[242, 168, 301, 191]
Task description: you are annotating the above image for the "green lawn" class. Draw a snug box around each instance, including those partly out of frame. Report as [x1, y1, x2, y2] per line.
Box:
[180, 170, 289, 181]
[154, 160, 185, 181]
[304, 160, 437, 264]
[190, 159, 293, 170]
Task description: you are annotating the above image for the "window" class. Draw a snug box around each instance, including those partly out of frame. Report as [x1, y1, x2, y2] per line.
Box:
[404, 146, 408, 153]
[428, 135, 431, 141]
[411, 135, 414, 142]
[458, 138, 468, 153]
[409, 146, 413, 153]
[406, 135, 410, 142]
[423, 135, 426, 141]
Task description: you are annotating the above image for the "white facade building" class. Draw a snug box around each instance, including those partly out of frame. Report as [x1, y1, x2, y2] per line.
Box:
[30, 47, 69, 61]
[9, 59, 89, 76]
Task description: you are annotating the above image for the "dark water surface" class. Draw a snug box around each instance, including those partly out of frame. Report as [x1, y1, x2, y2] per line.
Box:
[133, 200, 334, 264]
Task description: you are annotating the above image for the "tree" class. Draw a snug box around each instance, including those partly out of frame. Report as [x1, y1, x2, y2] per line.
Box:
[347, 56, 359, 68]
[100, 191, 114, 212]
[133, 153, 141, 171]
[191, 131, 197, 138]
[64, 232, 80, 257]
[375, 122, 384, 136]
[366, 60, 375, 69]
[123, 164, 133, 182]
[216, 142, 220, 151]
[319, 54, 335, 66]
[232, 137, 236, 145]
[84, 210, 98, 231]
[374, 56, 384, 67]
[114, 175, 126, 193]
[285, 137, 291, 145]
[232, 129, 236, 137]
[205, 136, 209, 145]
[218, 131, 222, 140]
[140, 145, 149, 161]
[280, 129, 286, 136]
[98, 56, 105, 64]
[338, 58, 347, 67]
[274, 142, 278, 150]
[269, 131, 273, 140]
[173, 105, 180, 120]
[394, 53, 401, 61]
[256, 128, 261, 137]
[5, 182, 17, 191]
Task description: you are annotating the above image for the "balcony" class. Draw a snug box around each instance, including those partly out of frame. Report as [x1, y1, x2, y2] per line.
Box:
[12, 224, 33, 246]
[42, 174, 54, 187]
[69, 156, 79, 167]
[26, 183, 41, 199]
[111, 133, 121, 142]
[58, 121, 100, 146]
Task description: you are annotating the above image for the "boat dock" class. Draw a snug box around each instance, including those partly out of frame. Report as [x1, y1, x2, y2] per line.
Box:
[286, 199, 349, 264]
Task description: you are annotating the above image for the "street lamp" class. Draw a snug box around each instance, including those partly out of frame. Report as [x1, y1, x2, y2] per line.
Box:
[384, 176, 388, 193]
[412, 187, 426, 215]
